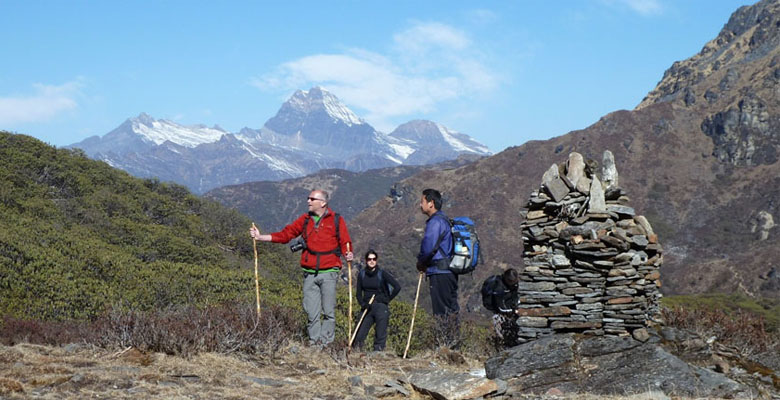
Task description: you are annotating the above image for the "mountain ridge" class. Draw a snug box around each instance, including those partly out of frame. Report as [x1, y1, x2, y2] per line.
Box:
[203, 153, 484, 232]
[69, 87, 491, 193]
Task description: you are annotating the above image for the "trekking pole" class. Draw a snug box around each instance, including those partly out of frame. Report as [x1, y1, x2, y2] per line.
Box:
[349, 294, 375, 348]
[403, 272, 424, 359]
[346, 242, 353, 337]
[251, 223, 261, 319]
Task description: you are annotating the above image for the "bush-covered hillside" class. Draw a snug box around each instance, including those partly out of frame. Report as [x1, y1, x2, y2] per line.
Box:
[0, 132, 295, 320]
[0, 132, 458, 358]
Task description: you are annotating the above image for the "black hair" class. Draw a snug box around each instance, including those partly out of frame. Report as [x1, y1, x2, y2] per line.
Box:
[364, 249, 378, 261]
[502, 268, 519, 287]
[422, 188, 442, 210]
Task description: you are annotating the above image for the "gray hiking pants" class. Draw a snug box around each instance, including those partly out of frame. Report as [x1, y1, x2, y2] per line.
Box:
[302, 270, 338, 345]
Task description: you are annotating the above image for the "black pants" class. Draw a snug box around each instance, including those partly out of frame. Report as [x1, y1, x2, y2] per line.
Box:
[429, 273, 459, 316]
[429, 273, 460, 348]
[353, 302, 389, 351]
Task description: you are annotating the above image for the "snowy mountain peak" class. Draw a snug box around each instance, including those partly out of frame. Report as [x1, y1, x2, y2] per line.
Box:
[435, 123, 490, 153]
[129, 113, 227, 148]
[134, 112, 156, 126]
[287, 86, 364, 126]
[389, 119, 491, 156]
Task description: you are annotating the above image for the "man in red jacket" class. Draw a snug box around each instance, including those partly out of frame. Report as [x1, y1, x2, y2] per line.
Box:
[250, 189, 353, 346]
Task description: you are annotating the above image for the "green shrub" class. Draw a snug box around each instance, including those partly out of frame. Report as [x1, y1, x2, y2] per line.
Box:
[0, 132, 287, 321]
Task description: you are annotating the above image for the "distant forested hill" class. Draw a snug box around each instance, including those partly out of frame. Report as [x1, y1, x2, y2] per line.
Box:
[0, 132, 295, 320]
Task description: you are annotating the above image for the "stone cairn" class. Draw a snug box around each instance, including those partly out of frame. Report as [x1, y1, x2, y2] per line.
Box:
[517, 150, 663, 343]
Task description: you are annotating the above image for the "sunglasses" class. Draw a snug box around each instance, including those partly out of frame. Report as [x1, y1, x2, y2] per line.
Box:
[307, 197, 324, 202]
[366, 257, 377, 261]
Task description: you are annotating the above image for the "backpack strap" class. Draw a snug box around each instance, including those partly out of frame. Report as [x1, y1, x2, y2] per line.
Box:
[377, 269, 392, 297]
[377, 269, 384, 296]
[302, 214, 310, 240]
[359, 268, 392, 302]
[428, 215, 453, 265]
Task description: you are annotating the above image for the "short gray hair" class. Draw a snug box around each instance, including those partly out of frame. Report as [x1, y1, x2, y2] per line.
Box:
[314, 189, 329, 202]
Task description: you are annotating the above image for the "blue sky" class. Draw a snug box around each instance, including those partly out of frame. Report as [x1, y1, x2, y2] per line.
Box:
[0, 0, 752, 153]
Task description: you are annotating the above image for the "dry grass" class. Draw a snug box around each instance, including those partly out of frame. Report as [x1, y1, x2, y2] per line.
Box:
[1, 302, 305, 359]
[661, 305, 778, 357]
[0, 341, 757, 400]
[0, 340, 475, 399]
[0, 303, 775, 399]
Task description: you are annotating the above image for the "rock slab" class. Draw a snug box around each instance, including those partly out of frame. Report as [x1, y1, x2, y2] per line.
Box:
[405, 369, 499, 400]
[484, 334, 753, 398]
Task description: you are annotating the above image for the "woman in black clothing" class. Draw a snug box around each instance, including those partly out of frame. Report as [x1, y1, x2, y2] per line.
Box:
[352, 249, 401, 351]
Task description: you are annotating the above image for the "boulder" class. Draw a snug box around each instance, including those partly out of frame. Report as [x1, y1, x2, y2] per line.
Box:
[602, 150, 619, 189]
[485, 335, 576, 380]
[566, 152, 586, 188]
[484, 334, 753, 398]
[405, 369, 500, 400]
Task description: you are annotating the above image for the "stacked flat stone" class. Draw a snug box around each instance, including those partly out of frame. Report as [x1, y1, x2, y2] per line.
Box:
[517, 150, 663, 343]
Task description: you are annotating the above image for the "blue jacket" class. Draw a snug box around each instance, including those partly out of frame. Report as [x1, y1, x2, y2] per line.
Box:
[417, 211, 453, 275]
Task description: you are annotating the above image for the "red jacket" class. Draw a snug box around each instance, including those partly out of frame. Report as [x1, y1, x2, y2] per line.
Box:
[270, 209, 352, 272]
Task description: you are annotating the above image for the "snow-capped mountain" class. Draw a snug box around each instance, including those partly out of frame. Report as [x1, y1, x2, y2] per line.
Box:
[390, 120, 491, 165]
[70, 87, 491, 193]
[242, 87, 416, 167]
[73, 113, 229, 156]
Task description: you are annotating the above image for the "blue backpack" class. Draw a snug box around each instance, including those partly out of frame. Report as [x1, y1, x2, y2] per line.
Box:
[447, 217, 481, 274]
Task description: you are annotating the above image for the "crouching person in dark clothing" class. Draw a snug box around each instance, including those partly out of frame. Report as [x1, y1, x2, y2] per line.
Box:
[352, 250, 401, 351]
[483, 268, 520, 347]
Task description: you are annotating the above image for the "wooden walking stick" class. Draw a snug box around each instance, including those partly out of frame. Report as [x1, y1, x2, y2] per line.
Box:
[251, 223, 261, 319]
[403, 272, 424, 359]
[346, 242, 353, 336]
[349, 294, 375, 348]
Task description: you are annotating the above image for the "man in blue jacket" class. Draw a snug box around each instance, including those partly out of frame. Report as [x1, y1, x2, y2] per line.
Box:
[416, 188, 458, 347]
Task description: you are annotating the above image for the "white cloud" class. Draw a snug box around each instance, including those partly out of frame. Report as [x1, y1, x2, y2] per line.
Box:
[0, 80, 83, 125]
[466, 9, 499, 25]
[603, 0, 664, 16]
[251, 21, 500, 132]
[392, 22, 471, 55]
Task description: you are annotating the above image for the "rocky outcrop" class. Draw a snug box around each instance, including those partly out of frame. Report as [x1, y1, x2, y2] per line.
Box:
[517, 151, 663, 342]
[484, 333, 756, 398]
[700, 94, 779, 166]
[638, 0, 780, 109]
[751, 210, 776, 241]
[637, 0, 780, 167]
